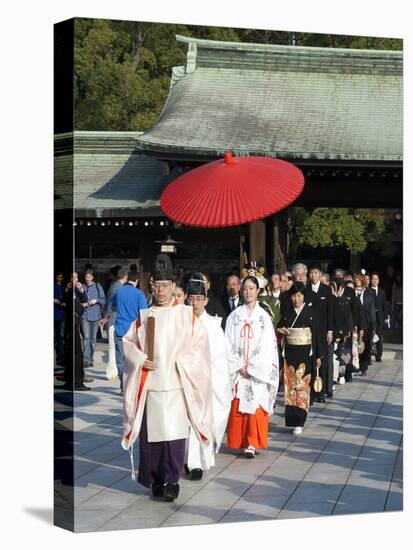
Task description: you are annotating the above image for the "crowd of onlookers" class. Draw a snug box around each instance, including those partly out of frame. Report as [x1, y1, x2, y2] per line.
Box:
[54, 261, 402, 392]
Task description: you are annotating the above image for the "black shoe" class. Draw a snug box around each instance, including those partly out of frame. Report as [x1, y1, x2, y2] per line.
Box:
[163, 483, 179, 501]
[376, 358, 382, 362]
[326, 392, 333, 399]
[190, 468, 203, 481]
[151, 483, 164, 498]
[57, 384, 91, 391]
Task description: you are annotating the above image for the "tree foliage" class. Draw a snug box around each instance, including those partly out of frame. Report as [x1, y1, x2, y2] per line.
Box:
[294, 208, 386, 254]
[74, 18, 402, 131]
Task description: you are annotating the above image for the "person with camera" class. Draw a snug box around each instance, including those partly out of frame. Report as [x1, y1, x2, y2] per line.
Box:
[57, 272, 91, 391]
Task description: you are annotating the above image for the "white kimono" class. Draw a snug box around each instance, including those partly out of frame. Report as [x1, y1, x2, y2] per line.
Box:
[225, 303, 279, 414]
[187, 311, 232, 471]
[121, 303, 213, 451]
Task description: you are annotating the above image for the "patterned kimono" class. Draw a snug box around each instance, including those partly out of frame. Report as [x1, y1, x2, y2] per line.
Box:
[225, 303, 279, 449]
[278, 303, 323, 428]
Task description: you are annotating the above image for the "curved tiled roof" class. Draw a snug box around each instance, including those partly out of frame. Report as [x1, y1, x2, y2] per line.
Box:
[137, 36, 402, 162]
[54, 132, 179, 214]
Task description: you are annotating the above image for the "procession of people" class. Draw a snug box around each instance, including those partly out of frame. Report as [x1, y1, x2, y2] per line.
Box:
[54, 258, 399, 500]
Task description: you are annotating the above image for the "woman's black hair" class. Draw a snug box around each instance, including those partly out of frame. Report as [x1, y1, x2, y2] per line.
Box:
[333, 276, 345, 289]
[174, 278, 186, 292]
[288, 281, 306, 296]
[242, 275, 259, 289]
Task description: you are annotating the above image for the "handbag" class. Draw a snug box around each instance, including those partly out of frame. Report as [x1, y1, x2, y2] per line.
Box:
[313, 364, 323, 392]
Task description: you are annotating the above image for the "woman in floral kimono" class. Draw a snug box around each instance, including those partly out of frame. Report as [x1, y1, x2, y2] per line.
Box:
[277, 282, 323, 435]
[225, 276, 279, 458]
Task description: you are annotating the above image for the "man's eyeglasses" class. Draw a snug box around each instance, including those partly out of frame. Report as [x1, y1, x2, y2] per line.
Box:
[153, 282, 172, 290]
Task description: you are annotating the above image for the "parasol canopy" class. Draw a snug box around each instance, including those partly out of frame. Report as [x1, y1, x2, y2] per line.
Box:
[160, 152, 305, 227]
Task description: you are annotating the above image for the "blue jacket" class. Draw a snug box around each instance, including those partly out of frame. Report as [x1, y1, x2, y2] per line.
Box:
[104, 280, 123, 327]
[113, 284, 148, 337]
[81, 282, 106, 321]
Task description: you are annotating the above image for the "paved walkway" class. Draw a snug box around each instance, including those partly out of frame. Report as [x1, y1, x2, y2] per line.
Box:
[54, 343, 403, 533]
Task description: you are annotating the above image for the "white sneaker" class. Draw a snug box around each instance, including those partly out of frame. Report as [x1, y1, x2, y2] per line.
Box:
[292, 427, 303, 435]
[339, 377, 346, 385]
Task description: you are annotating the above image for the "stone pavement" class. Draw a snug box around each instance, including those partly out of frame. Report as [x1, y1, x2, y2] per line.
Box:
[54, 343, 403, 533]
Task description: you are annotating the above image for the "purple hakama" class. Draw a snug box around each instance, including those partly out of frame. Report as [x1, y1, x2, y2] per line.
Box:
[137, 408, 186, 488]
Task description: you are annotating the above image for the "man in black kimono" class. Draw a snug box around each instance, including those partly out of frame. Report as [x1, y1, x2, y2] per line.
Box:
[306, 263, 334, 402]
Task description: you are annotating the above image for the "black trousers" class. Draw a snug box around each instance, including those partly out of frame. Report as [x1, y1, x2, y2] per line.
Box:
[63, 321, 85, 388]
[375, 324, 384, 360]
[359, 328, 373, 373]
[325, 343, 334, 394]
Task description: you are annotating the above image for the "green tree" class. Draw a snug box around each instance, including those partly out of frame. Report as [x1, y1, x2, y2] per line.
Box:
[295, 208, 386, 254]
[74, 19, 189, 131]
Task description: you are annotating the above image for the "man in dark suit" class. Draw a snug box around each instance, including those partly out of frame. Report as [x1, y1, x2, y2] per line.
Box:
[219, 274, 243, 329]
[370, 272, 389, 362]
[306, 263, 334, 402]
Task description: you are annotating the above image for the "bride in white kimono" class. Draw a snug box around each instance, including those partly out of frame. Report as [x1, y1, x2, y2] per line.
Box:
[225, 275, 279, 458]
[185, 274, 232, 480]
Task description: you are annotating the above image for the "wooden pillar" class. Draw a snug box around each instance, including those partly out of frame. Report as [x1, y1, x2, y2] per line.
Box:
[249, 220, 266, 267]
[272, 210, 288, 273]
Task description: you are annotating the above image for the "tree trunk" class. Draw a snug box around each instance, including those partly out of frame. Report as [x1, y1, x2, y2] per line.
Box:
[130, 22, 151, 74]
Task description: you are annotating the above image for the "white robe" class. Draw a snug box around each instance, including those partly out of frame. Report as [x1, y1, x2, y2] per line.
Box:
[187, 311, 232, 471]
[121, 303, 213, 451]
[225, 303, 279, 414]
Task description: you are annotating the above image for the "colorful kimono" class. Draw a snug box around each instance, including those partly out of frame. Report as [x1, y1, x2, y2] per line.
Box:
[278, 303, 323, 428]
[225, 303, 279, 449]
[187, 311, 232, 471]
[121, 302, 213, 488]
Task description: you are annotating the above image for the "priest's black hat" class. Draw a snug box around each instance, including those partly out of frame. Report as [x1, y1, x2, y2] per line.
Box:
[153, 254, 174, 281]
[186, 272, 207, 297]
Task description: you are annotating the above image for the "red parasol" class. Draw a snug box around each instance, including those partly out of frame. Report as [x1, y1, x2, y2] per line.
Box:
[160, 152, 305, 227]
